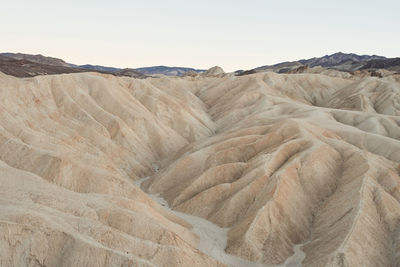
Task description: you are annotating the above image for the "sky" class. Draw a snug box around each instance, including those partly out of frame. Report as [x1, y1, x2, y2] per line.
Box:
[1, 0, 399, 71]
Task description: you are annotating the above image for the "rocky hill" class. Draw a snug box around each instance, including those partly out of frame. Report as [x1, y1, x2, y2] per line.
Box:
[0, 55, 86, 77]
[360, 57, 400, 71]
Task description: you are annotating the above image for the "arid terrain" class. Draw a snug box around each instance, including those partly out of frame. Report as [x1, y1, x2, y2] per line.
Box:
[1, 57, 400, 267]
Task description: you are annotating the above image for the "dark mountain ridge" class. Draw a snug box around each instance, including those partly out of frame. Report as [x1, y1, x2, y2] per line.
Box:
[0, 54, 146, 78]
[244, 52, 396, 75]
[0, 53, 71, 67]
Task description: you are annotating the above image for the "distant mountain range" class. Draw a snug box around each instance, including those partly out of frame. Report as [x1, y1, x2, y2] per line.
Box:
[135, 66, 206, 76]
[77, 64, 121, 73]
[0, 53, 205, 77]
[238, 52, 400, 75]
[297, 52, 386, 69]
[1, 52, 399, 79]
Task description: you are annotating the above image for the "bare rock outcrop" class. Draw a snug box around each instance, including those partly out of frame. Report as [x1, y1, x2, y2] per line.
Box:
[202, 66, 225, 77]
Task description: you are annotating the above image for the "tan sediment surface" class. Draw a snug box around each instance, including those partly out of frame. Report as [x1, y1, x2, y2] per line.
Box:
[1, 70, 400, 266]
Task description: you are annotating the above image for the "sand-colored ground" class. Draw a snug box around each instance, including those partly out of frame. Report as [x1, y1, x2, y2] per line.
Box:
[1, 69, 400, 266]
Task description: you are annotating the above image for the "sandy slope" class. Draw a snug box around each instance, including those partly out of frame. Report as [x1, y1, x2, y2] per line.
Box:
[0, 70, 400, 266]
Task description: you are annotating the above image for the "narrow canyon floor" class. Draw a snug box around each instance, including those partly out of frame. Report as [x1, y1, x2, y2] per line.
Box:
[1, 69, 400, 266]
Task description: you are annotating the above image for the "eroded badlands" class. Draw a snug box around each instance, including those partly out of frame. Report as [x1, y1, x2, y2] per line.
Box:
[1, 69, 400, 266]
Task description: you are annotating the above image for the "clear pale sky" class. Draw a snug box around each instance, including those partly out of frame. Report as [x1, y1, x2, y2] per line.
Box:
[1, 0, 399, 71]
